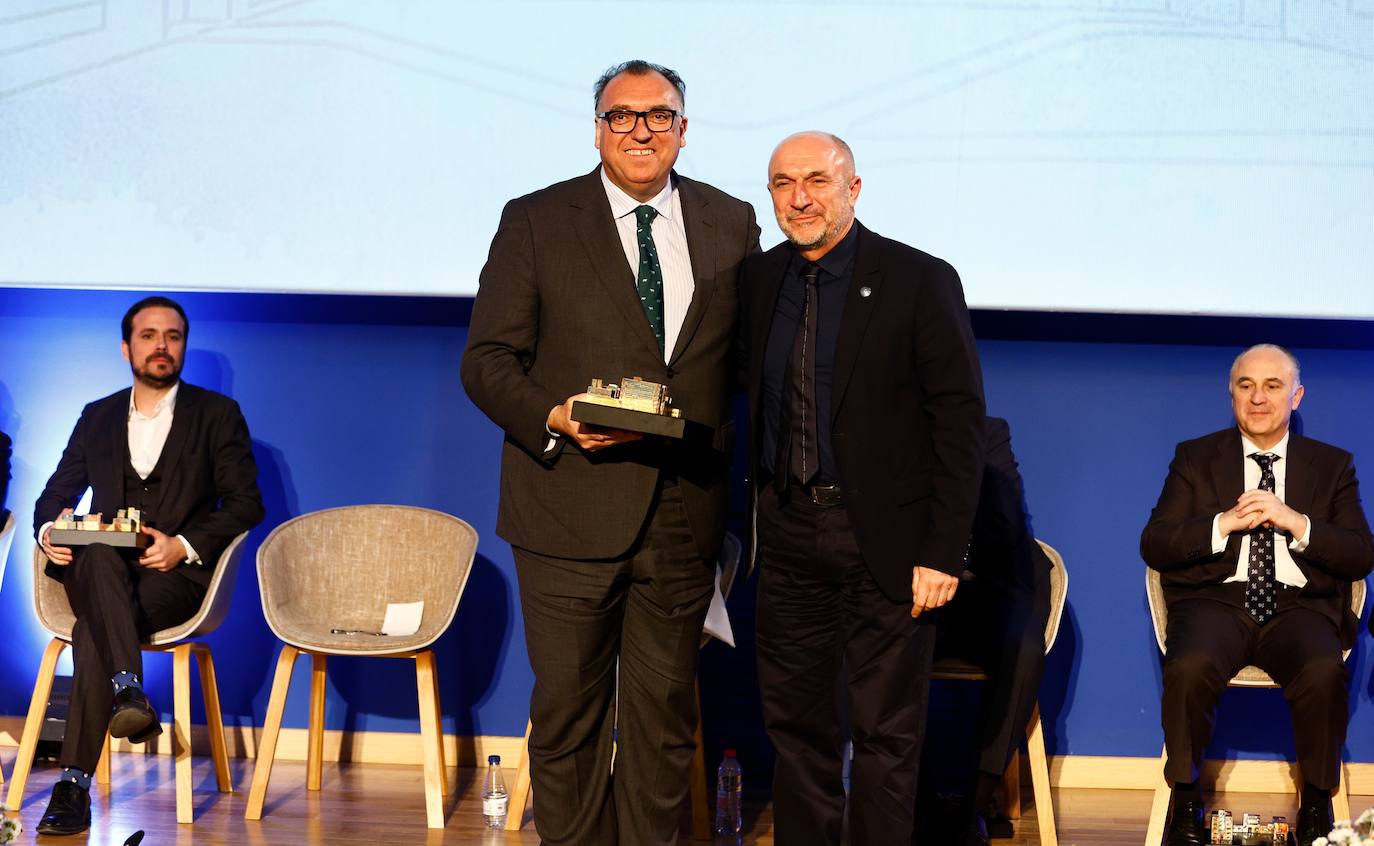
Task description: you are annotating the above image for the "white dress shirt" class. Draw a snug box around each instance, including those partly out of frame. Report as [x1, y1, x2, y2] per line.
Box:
[600, 168, 696, 360]
[1211, 432, 1311, 587]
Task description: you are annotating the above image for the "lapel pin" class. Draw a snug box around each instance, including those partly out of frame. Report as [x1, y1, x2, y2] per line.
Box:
[859, 286, 872, 298]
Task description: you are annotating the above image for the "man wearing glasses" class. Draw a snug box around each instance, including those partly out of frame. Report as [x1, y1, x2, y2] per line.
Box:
[462, 59, 758, 846]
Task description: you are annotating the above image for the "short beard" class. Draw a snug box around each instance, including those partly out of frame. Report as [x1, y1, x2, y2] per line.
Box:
[780, 212, 851, 252]
[131, 358, 181, 390]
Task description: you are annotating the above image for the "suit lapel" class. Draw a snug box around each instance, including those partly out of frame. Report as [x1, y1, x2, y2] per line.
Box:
[570, 168, 667, 358]
[107, 389, 132, 506]
[830, 224, 881, 421]
[1284, 433, 1316, 517]
[1211, 428, 1246, 506]
[748, 247, 793, 419]
[151, 384, 195, 517]
[668, 176, 716, 365]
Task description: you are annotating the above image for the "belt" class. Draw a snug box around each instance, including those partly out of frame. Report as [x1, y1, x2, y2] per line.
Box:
[796, 482, 843, 507]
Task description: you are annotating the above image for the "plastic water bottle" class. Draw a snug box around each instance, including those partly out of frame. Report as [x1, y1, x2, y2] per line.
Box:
[482, 754, 509, 829]
[714, 748, 743, 840]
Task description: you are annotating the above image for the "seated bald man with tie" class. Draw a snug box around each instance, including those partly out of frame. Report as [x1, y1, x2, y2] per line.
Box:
[1141, 344, 1373, 846]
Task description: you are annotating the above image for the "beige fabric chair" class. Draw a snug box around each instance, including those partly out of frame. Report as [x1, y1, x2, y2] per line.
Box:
[929, 539, 1067, 846]
[243, 505, 478, 830]
[1142, 568, 1367, 845]
[5, 531, 249, 823]
[505, 531, 744, 836]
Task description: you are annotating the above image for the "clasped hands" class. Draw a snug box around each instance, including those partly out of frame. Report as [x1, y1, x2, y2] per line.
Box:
[1218, 489, 1305, 538]
[41, 507, 187, 572]
[547, 394, 643, 452]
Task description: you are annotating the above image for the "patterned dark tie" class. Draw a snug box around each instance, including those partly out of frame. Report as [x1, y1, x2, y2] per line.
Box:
[1245, 452, 1279, 624]
[787, 265, 822, 486]
[634, 204, 665, 355]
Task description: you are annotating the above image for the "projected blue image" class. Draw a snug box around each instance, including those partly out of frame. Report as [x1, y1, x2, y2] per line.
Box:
[0, 0, 1370, 318]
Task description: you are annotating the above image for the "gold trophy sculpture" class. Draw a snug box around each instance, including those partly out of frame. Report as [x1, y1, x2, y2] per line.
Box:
[48, 508, 152, 550]
[571, 376, 687, 439]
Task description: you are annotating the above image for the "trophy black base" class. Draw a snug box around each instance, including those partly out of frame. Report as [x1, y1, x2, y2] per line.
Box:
[571, 401, 686, 439]
[49, 529, 150, 549]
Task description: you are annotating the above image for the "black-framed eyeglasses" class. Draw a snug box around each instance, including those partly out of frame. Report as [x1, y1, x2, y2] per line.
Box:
[597, 109, 680, 133]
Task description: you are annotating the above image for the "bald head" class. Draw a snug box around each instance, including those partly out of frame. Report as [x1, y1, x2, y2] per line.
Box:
[766, 131, 862, 259]
[1229, 344, 1304, 449]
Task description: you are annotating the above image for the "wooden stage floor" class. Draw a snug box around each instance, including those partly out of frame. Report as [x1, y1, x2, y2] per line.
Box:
[2, 749, 1368, 844]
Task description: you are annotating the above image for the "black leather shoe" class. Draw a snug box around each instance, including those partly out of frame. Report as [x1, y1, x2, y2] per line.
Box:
[1164, 793, 1205, 846]
[958, 808, 991, 846]
[36, 781, 91, 836]
[1295, 798, 1334, 846]
[109, 686, 161, 743]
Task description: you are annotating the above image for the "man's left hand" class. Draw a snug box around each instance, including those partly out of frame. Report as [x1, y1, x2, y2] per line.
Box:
[1233, 489, 1306, 536]
[138, 526, 186, 572]
[911, 565, 959, 618]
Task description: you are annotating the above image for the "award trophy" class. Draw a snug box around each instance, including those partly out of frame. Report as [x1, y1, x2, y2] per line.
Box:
[48, 508, 151, 550]
[571, 376, 687, 439]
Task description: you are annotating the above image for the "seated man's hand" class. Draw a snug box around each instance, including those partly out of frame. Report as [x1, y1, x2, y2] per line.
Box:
[1233, 488, 1306, 536]
[547, 394, 643, 453]
[911, 565, 959, 618]
[41, 507, 75, 566]
[138, 526, 186, 572]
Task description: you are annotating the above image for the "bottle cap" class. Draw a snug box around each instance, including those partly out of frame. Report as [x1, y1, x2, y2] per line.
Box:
[488, 754, 501, 764]
[724, 748, 737, 757]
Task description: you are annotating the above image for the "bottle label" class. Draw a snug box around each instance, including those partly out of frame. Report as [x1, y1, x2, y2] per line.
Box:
[484, 795, 509, 817]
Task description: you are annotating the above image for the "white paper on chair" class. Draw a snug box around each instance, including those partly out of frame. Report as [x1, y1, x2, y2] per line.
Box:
[381, 600, 424, 636]
[701, 565, 734, 647]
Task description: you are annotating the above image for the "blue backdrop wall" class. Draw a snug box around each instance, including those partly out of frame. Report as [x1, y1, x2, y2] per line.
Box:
[2, 287, 1372, 778]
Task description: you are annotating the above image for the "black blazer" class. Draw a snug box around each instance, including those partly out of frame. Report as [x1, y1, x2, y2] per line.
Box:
[741, 222, 986, 601]
[968, 417, 1052, 595]
[34, 383, 265, 587]
[1141, 427, 1374, 647]
[1, 430, 11, 525]
[461, 168, 760, 561]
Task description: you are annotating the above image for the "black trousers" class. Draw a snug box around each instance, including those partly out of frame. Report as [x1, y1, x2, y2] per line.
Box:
[1161, 585, 1349, 790]
[934, 573, 1050, 778]
[756, 485, 935, 846]
[60, 543, 205, 774]
[512, 477, 714, 846]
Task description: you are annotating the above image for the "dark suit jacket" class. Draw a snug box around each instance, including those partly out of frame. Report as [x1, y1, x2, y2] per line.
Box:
[968, 417, 1052, 594]
[741, 222, 986, 601]
[34, 382, 265, 588]
[1, 430, 11, 525]
[461, 168, 760, 561]
[1141, 427, 1374, 647]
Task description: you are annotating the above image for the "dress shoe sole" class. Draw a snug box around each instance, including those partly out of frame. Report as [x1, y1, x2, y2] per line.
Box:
[109, 706, 160, 742]
[36, 815, 91, 836]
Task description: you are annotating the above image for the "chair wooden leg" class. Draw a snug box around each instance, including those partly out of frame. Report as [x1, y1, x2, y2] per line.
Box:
[689, 679, 710, 841]
[6, 638, 67, 809]
[414, 650, 446, 829]
[1024, 704, 1057, 846]
[193, 644, 233, 793]
[245, 644, 299, 820]
[1001, 748, 1022, 821]
[425, 653, 448, 798]
[307, 654, 327, 792]
[1144, 744, 1172, 846]
[172, 643, 194, 824]
[1333, 762, 1352, 824]
[96, 732, 111, 785]
[506, 719, 534, 832]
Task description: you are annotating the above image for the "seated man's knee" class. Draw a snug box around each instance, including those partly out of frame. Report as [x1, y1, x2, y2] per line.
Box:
[1288, 653, 1347, 698]
[68, 543, 124, 584]
[1163, 647, 1228, 693]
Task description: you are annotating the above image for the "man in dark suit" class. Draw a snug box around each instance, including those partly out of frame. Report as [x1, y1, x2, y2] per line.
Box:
[926, 416, 1052, 845]
[33, 296, 263, 836]
[1141, 344, 1373, 846]
[460, 59, 758, 846]
[741, 131, 985, 846]
[1, 429, 11, 525]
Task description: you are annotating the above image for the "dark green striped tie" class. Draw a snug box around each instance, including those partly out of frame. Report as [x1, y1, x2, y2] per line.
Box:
[634, 204, 665, 355]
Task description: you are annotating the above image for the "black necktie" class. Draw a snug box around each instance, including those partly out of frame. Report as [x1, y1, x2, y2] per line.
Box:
[784, 265, 822, 487]
[1245, 452, 1279, 624]
[634, 205, 666, 355]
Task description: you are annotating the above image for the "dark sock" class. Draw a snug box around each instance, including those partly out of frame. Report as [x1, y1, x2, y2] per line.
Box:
[111, 670, 141, 694]
[58, 767, 91, 791]
[1173, 780, 1200, 800]
[1301, 782, 1331, 807]
[972, 771, 1001, 814]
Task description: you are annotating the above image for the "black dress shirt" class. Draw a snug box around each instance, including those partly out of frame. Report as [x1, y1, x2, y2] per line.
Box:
[760, 223, 859, 485]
